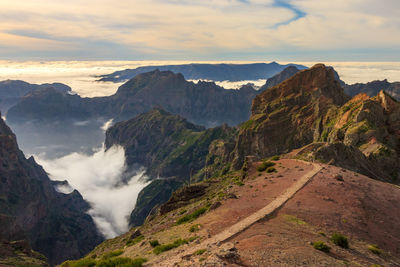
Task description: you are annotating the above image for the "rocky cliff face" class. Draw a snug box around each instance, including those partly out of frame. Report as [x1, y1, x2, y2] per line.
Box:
[232, 64, 349, 168]
[211, 64, 399, 183]
[105, 108, 235, 225]
[0, 114, 103, 265]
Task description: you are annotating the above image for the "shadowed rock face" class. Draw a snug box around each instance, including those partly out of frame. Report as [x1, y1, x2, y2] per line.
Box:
[0, 113, 103, 265]
[232, 64, 350, 168]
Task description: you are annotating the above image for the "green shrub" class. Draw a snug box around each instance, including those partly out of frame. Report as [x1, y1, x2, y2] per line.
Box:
[176, 207, 208, 225]
[153, 239, 189, 255]
[149, 240, 160, 247]
[257, 161, 275, 172]
[194, 249, 206, 255]
[189, 224, 201, 232]
[61, 258, 96, 267]
[270, 155, 280, 161]
[126, 235, 144, 246]
[313, 241, 330, 252]
[331, 233, 349, 248]
[266, 167, 276, 173]
[101, 250, 123, 260]
[62, 256, 147, 267]
[371, 265, 381, 267]
[97, 257, 147, 267]
[367, 244, 382, 255]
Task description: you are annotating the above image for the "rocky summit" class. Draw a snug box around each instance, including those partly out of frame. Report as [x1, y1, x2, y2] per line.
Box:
[0, 113, 103, 265]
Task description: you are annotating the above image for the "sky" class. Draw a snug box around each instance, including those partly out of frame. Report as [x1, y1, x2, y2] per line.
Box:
[0, 0, 399, 61]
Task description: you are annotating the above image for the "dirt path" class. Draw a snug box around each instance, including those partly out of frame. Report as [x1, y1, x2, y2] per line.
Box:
[149, 161, 322, 266]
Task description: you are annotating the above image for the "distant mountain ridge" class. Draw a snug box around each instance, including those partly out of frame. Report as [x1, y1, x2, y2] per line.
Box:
[7, 70, 260, 127]
[0, 80, 71, 114]
[97, 62, 307, 83]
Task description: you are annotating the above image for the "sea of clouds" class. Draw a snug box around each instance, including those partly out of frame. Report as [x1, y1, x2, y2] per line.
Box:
[35, 145, 150, 238]
[1, 61, 399, 98]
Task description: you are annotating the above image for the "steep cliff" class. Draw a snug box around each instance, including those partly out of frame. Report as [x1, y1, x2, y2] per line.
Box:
[0, 114, 103, 265]
[232, 64, 349, 168]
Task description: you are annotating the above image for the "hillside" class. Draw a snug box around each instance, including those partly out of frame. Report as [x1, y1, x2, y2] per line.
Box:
[63, 158, 400, 267]
[59, 64, 400, 266]
[0, 113, 103, 265]
[105, 108, 236, 226]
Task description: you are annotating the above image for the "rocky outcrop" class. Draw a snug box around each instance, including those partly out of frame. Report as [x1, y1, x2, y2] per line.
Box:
[0, 113, 103, 265]
[97, 62, 307, 83]
[232, 64, 349, 168]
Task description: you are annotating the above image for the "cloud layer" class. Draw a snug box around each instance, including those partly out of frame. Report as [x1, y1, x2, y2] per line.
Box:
[35, 145, 150, 238]
[0, 0, 399, 60]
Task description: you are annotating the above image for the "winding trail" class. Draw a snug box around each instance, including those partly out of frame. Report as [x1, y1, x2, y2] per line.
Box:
[150, 160, 323, 266]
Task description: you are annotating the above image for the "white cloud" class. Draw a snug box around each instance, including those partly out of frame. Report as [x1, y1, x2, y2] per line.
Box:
[35, 145, 150, 238]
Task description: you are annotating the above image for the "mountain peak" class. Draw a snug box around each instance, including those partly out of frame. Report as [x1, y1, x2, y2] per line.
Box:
[253, 63, 348, 115]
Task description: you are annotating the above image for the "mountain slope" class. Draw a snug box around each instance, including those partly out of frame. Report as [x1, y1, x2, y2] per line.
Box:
[105, 108, 236, 226]
[65, 159, 400, 267]
[0, 113, 103, 265]
[97, 62, 307, 82]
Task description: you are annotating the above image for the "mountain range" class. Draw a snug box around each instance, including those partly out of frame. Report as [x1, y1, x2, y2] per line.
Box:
[97, 62, 307, 83]
[1, 63, 400, 266]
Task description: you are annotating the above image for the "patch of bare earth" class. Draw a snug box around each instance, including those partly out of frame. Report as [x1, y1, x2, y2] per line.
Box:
[233, 164, 400, 267]
[198, 159, 313, 236]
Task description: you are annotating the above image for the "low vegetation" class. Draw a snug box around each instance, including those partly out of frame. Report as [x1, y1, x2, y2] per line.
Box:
[189, 224, 202, 232]
[270, 155, 280, 161]
[61, 256, 147, 267]
[257, 161, 276, 172]
[126, 235, 144, 246]
[194, 249, 207, 255]
[313, 241, 330, 252]
[266, 167, 277, 173]
[331, 233, 349, 248]
[149, 240, 160, 247]
[176, 207, 208, 225]
[153, 238, 188, 255]
[367, 244, 382, 255]
[101, 250, 123, 259]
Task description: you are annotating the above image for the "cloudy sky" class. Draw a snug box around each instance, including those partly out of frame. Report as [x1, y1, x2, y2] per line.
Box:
[0, 0, 399, 60]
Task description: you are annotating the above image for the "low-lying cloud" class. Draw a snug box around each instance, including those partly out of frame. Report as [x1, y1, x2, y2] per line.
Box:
[35, 145, 149, 238]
